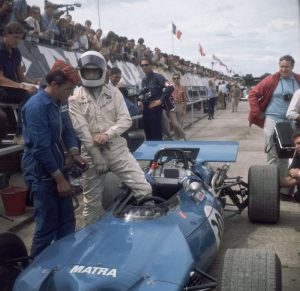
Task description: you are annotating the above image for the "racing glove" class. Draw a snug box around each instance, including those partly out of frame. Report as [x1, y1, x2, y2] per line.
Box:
[87, 145, 109, 175]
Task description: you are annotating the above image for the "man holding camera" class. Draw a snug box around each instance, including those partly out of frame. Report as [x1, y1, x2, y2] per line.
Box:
[248, 55, 300, 190]
[41, 1, 60, 40]
[140, 57, 174, 140]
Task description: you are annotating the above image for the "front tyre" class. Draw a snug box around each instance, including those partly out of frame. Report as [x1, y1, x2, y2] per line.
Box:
[0, 232, 29, 291]
[220, 249, 281, 291]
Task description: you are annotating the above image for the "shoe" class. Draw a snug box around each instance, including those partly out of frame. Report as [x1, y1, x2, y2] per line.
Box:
[208, 117, 211, 120]
[212, 116, 214, 119]
[13, 135, 24, 145]
[280, 193, 296, 202]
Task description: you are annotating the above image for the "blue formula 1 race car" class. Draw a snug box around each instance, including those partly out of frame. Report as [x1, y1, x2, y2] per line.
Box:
[1, 141, 281, 291]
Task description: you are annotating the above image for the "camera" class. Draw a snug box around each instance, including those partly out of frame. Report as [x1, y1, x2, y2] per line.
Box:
[53, 9, 65, 19]
[68, 160, 89, 178]
[137, 92, 151, 102]
[283, 92, 293, 101]
[137, 87, 151, 102]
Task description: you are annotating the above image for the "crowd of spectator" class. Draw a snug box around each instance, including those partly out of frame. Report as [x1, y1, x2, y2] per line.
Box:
[0, 0, 231, 81]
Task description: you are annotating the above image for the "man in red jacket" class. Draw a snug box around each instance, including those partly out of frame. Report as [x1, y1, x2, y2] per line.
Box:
[248, 55, 300, 194]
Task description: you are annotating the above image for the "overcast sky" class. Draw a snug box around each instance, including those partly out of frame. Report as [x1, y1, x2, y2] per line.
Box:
[27, 0, 300, 77]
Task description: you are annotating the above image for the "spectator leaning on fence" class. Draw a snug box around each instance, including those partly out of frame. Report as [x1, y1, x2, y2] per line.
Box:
[25, 5, 42, 39]
[0, 22, 40, 143]
[11, 0, 28, 24]
[40, 1, 60, 40]
[0, 0, 14, 36]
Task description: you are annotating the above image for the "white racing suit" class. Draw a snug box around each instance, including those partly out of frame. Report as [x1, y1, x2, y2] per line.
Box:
[69, 84, 152, 225]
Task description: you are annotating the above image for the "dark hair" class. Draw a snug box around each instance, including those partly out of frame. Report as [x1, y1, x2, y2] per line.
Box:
[46, 70, 70, 86]
[172, 73, 180, 79]
[293, 131, 300, 141]
[279, 55, 295, 68]
[4, 22, 24, 35]
[111, 67, 121, 75]
[140, 56, 152, 66]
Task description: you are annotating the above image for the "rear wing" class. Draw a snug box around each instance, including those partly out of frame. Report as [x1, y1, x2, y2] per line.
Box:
[133, 141, 239, 163]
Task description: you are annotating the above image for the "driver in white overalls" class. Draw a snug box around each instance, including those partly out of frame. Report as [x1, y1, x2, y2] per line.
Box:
[69, 51, 152, 226]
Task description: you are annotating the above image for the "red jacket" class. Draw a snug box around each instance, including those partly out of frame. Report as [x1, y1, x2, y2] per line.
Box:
[248, 72, 300, 128]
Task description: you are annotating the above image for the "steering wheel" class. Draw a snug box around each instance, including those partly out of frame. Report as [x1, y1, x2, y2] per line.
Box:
[137, 195, 167, 206]
[153, 148, 189, 169]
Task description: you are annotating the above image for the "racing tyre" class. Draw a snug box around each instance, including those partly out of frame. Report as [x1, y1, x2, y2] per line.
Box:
[248, 165, 279, 223]
[220, 249, 281, 291]
[102, 172, 122, 210]
[0, 232, 29, 291]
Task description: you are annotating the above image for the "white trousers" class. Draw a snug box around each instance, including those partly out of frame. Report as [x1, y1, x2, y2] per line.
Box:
[81, 136, 152, 226]
[264, 117, 289, 179]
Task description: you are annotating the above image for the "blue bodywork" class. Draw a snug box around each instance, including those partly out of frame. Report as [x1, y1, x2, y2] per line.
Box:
[133, 140, 239, 163]
[14, 141, 239, 291]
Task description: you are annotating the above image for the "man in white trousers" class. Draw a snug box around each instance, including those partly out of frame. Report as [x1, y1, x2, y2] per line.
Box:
[69, 51, 152, 226]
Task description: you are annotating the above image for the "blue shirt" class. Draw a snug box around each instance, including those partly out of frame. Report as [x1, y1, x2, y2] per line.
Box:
[265, 75, 299, 122]
[207, 86, 217, 99]
[11, 0, 27, 22]
[22, 89, 78, 181]
[0, 40, 22, 82]
[41, 13, 60, 36]
[141, 71, 165, 112]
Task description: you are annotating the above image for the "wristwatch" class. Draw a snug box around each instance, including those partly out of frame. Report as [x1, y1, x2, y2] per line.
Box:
[19, 83, 25, 89]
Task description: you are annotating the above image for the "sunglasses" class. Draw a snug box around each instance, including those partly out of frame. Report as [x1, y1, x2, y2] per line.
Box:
[141, 64, 149, 67]
[173, 77, 180, 80]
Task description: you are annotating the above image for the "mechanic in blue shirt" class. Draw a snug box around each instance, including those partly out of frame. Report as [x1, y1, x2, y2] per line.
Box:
[22, 60, 87, 258]
[140, 57, 173, 140]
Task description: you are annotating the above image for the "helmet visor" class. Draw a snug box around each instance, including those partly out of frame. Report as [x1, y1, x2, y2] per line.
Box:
[81, 67, 103, 80]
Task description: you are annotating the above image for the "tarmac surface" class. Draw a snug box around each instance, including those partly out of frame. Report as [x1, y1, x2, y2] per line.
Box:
[1, 101, 300, 290]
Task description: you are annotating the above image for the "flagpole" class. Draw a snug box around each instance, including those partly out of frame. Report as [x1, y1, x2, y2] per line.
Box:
[97, 0, 101, 28]
[172, 22, 174, 54]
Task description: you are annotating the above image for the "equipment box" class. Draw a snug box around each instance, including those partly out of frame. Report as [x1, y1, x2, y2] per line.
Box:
[273, 122, 295, 159]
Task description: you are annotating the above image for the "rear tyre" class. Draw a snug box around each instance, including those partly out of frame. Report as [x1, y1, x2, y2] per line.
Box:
[220, 249, 282, 291]
[248, 165, 279, 223]
[0, 232, 29, 291]
[102, 172, 122, 210]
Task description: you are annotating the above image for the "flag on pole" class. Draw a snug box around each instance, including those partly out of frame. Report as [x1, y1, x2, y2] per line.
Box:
[212, 54, 219, 62]
[172, 23, 177, 35]
[212, 54, 226, 67]
[172, 23, 182, 39]
[198, 43, 205, 56]
[176, 30, 182, 39]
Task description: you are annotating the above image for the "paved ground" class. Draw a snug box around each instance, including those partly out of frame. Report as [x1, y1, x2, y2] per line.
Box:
[1, 101, 300, 290]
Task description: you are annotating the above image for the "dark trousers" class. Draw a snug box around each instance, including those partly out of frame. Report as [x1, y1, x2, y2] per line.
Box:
[208, 97, 216, 118]
[142, 108, 163, 140]
[30, 180, 75, 257]
[0, 108, 8, 139]
[0, 88, 32, 135]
